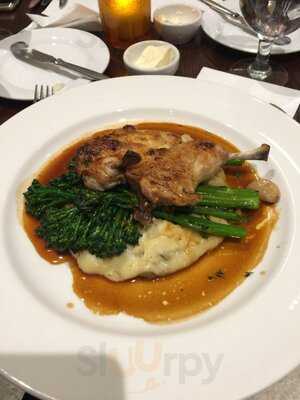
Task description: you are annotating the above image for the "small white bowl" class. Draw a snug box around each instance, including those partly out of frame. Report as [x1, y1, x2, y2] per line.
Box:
[153, 4, 202, 45]
[123, 40, 180, 75]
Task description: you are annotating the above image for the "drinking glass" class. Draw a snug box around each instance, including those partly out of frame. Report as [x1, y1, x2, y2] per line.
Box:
[230, 0, 300, 85]
[99, 0, 151, 48]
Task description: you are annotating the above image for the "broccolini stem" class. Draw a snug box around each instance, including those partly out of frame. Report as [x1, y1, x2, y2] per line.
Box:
[225, 159, 245, 166]
[196, 185, 260, 209]
[191, 206, 245, 222]
[153, 210, 247, 239]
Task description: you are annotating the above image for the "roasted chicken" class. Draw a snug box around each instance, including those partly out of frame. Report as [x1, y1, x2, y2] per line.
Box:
[75, 125, 270, 207]
[76, 125, 182, 191]
[125, 141, 228, 206]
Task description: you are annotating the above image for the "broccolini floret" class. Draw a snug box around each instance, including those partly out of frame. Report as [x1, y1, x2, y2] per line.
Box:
[24, 172, 141, 257]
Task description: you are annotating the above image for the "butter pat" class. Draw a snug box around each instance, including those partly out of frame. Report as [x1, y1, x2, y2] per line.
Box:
[135, 45, 173, 69]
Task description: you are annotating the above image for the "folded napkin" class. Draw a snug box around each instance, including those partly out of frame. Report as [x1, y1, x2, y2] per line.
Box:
[27, 0, 101, 31]
[197, 67, 300, 117]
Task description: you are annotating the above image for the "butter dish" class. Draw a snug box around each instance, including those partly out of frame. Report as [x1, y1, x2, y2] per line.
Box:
[123, 40, 180, 75]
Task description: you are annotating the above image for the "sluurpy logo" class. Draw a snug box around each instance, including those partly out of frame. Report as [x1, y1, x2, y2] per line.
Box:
[77, 340, 224, 394]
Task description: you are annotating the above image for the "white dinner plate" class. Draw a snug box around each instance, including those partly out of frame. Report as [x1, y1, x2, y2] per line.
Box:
[202, 0, 300, 54]
[0, 27, 110, 101]
[1, 76, 300, 400]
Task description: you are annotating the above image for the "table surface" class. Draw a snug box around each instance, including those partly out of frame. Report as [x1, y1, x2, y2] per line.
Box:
[1, 1, 300, 399]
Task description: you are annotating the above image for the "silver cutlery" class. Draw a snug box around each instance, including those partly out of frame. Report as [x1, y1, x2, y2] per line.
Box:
[198, 0, 291, 45]
[199, 0, 240, 18]
[11, 42, 109, 81]
[34, 84, 54, 102]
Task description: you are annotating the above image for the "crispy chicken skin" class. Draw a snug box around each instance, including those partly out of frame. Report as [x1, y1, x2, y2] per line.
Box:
[125, 141, 228, 206]
[75, 125, 182, 191]
[75, 125, 229, 206]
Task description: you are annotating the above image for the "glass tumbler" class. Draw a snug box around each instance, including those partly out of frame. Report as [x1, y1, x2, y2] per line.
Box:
[99, 0, 151, 48]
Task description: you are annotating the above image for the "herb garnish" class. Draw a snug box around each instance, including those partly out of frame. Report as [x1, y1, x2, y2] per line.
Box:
[208, 269, 225, 281]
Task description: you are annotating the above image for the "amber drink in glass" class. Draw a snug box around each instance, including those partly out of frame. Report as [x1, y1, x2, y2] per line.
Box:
[99, 0, 151, 48]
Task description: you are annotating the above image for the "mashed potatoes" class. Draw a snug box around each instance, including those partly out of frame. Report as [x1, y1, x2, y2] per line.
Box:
[75, 170, 227, 282]
[75, 219, 224, 282]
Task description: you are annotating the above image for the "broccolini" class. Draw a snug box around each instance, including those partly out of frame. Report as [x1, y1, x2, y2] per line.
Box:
[24, 170, 254, 257]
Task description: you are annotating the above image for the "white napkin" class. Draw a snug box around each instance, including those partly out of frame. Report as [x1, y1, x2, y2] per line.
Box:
[197, 67, 300, 117]
[27, 0, 101, 31]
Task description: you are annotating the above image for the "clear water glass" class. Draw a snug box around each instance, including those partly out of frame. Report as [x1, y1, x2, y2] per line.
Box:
[230, 0, 300, 85]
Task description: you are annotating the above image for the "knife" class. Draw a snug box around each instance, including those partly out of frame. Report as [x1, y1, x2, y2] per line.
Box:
[10, 42, 109, 81]
[198, 0, 240, 19]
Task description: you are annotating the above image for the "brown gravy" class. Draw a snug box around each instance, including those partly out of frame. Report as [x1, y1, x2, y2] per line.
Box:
[23, 123, 278, 323]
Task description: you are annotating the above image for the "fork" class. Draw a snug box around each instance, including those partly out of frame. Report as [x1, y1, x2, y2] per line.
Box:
[34, 84, 54, 102]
